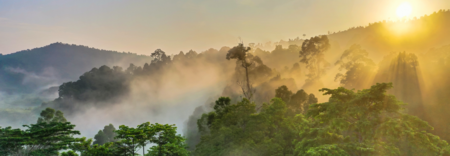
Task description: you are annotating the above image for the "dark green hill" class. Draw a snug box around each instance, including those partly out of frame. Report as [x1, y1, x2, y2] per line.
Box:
[0, 42, 152, 93]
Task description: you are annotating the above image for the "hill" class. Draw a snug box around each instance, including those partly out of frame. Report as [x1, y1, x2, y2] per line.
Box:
[328, 9, 450, 61]
[0, 42, 152, 93]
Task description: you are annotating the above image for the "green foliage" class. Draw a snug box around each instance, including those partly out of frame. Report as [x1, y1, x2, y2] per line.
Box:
[275, 85, 317, 115]
[37, 107, 67, 123]
[93, 130, 107, 145]
[195, 83, 450, 156]
[195, 97, 306, 156]
[0, 108, 79, 156]
[115, 124, 146, 155]
[93, 124, 118, 145]
[0, 122, 80, 155]
[60, 150, 79, 156]
[146, 123, 189, 156]
[0, 126, 28, 155]
[71, 137, 119, 156]
[56, 65, 131, 103]
[25, 122, 81, 155]
[114, 122, 189, 156]
[295, 83, 450, 156]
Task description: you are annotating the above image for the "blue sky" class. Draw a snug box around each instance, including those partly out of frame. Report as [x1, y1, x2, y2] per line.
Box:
[0, 0, 448, 55]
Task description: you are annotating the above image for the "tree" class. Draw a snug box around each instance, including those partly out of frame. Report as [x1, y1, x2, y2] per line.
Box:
[113, 122, 189, 156]
[274, 85, 292, 103]
[151, 49, 171, 65]
[299, 35, 330, 81]
[93, 130, 108, 145]
[0, 126, 28, 155]
[146, 123, 189, 156]
[115, 125, 146, 156]
[93, 124, 118, 145]
[137, 122, 153, 156]
[294, 83, 450, 156]
[195, 97, 256, 155]
[335, 44, 375, 90]
[226, 43, 255, 99]
[275, 85, 318, 115]
[23, 122, 80, 155]
[195, 97, 308, 156]
[37, 107, 67, 123]
[0, 108, 78, 156]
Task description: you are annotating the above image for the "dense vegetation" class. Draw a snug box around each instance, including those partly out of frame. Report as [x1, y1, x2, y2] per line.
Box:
[1, 108, 189, 156]
[1, 9, 450, 156]
[3, 82, 448, 155]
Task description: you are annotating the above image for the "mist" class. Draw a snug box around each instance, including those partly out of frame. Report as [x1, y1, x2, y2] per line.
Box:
[2, 6, 450, 156]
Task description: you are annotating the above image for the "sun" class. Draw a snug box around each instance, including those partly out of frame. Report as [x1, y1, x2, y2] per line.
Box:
[396, 2, 412, 18]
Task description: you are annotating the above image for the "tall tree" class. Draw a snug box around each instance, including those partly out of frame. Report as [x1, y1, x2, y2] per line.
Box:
[299, 35, 330, 81]
[115, 125, 146, 156]
[335, 44, 375, 90]
[226, 43, 254, 99]
[136, 122, 153, 156]
[147, 123, 189, 156]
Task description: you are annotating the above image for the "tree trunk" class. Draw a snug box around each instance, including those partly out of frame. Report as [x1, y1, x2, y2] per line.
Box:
[143, 144, 145, 156]
[244, 64, 251, 99]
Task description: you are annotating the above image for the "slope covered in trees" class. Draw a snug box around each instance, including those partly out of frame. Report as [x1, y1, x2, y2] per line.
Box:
[328, 9, 450, 61]
[0, 42, 152, 94]
[2, 9, 450, 156]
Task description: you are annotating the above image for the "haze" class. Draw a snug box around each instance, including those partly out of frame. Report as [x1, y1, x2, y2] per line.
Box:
[2, 0, 450, 155]
[1, 0, 448, 55]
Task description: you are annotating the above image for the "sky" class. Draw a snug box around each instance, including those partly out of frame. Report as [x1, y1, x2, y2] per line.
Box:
[0, 0, 449, 55]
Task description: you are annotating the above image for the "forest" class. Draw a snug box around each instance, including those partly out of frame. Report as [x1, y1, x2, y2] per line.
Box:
[1, 8, 450, 156]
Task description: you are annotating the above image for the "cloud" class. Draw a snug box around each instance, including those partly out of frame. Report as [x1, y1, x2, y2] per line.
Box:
[5, 67, 62, 91]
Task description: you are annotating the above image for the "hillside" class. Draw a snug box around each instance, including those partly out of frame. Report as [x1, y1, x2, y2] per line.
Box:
[0, 43, 153, 93]
[328, 9, 450, 61]
[2, 10, 450, 95]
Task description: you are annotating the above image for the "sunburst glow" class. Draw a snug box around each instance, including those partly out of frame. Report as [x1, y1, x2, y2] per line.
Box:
[396, 2, 412, 18]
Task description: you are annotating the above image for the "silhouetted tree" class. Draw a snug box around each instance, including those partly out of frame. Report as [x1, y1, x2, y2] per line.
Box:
[335, 44, 375, 90]
[226, 43, 254, 99]
[299, 35, 330, 81]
